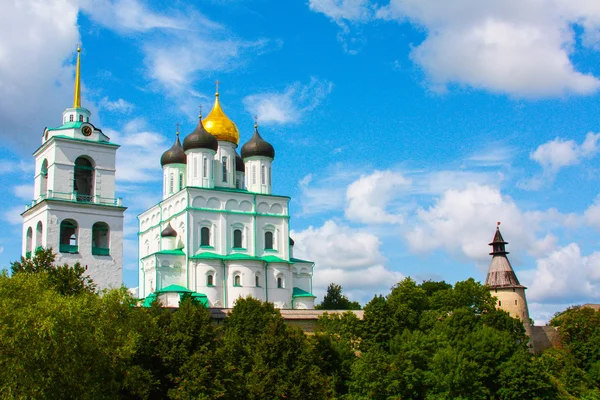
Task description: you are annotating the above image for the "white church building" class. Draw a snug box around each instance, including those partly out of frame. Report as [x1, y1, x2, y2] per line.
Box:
[138, 87, 316, 309]
[21, 47, 125, 288]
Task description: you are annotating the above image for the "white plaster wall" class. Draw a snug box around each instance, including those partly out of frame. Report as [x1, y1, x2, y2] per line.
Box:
[22, 204, 50, 254]
[190, 260, 224, 307]
[267, 263, 292, 308]
[163, 164, 186, 199]
[227, 261, 266, 307]
[215, 141, 237, 188]
[186, 149, 215, 188]
[244, 156, 272, 194]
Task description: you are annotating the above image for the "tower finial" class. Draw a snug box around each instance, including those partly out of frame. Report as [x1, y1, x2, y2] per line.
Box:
[73, 44, 82, 108]
[497, 221, 501, 226]
[215, 80, 220, 96]
[254, 115, 258, 129]
[199, 105, 203, 119]
[176, 123, 180, 137]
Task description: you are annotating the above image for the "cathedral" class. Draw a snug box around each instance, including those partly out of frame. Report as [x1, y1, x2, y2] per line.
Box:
[20, 46, 315, 309]
[137, 89, 316, 309]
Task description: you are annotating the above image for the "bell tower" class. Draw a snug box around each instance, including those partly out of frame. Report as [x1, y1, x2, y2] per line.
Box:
[485, 223, 531, 324]
[21, 46, 126, 289]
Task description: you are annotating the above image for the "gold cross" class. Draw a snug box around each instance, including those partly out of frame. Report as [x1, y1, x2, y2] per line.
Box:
[176, 123, 180, 135]
[254, 115, 258, 128]
[215, 80, 220, 93]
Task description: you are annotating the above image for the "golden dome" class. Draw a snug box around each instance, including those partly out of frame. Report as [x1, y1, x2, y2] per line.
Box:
[203, 92, 239, 145]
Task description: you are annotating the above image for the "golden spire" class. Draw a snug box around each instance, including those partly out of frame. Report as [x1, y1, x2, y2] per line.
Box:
[202, 80, 240, 144]
[73, 45, 81, 108]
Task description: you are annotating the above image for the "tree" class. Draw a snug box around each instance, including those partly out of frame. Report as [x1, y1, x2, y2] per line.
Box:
[316, 283, 361, 310]
[10, 247, 96, 295]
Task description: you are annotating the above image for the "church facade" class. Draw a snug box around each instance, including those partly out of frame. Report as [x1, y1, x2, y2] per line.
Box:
[137, 88, 316, 309]
[21, 47, 126, 289]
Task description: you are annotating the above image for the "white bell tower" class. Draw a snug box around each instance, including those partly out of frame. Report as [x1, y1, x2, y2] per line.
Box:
[21, 46, 126, 289]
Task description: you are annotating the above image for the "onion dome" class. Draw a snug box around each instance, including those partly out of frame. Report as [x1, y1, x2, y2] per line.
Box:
[235, 152, 245, 172]
[289, 237, 295, 246]
[161, 223, 177, 237]
[203, 87, 240, 144]
[161, 132, 187, 166]
[183, 115, 218, 152]
[241, 123, 275, 160]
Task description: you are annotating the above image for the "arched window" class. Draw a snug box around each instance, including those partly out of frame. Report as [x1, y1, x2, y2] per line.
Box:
[179, 173, 183, 189]
[233, 274, 241, 287]
[74, 156, 94, 201]
[59, 219, 78, 253]
[203, 157, 207, 178]
[268, 167, 271, 186]
[69, 115, 74, 122]
[79, 115, 83, 122]
[207, 274, 214, 286]
[265, 231, 273, 250]
[515, 300, 518, 305]
[92, 222, 110, 255]
[25, 227, 32, 258]
[222, 156, 228, 182]
[200, 227, 210, 247]
[35, 221, 43, 250]
[255, 275, 260, 287]
[233, 229, 243, 249]
[277, 276, 283, 289]
[40, 159, 48, 197]
[261, 165, 266, 184]
[252, 166, 256, 184]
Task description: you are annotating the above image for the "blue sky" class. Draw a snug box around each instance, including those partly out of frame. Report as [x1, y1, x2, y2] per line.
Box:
[2, 0, 600, 323]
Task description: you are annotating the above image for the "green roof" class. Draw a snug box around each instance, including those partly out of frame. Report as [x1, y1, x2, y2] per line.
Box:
[189, 252, 291, 264]
[159, 284, 192, 293]
[156, 249, 185, 256]
[141, 285, 209, 307]
[293, 287, 316, 298]
[47, 121, 83, 131]
[290, 257, 314, 264]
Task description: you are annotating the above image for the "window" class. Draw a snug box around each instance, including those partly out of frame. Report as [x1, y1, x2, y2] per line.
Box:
[234, 274, 241, 286]
[277, 277, 283, 289]
[233, 229, 243, 249]
[169, 173, 174, 193]
[268, 167, 272, 186]
[207, 274, 214, 286]
[265, 231, 273, 250]
[92, 222, 110, 255]
[40, 159, 48, 197]
[498, 301, 502, 306]
[59, 219, 78, 253]
[261, 165, 266, 184]
[26, 227, 32, 257]
[252, 166, 256, 184]
[179, 173, 183, 189]
[86, 117, 89, 122]
[79, 115, 83, 122]
[200, 227, 210, 246]
[255, 275, 260, 287]
[69, 115, 74, 122]
[35, 221, 43, 250]
[194, 158, 198, 178]
[222, 156, 227, 182]
[74, 156, 94, 201]
[203, 157, 207, 178]
[515, 300, 518, 305]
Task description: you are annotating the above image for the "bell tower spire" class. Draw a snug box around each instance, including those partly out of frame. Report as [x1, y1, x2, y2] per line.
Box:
[73, 45, 82, 108]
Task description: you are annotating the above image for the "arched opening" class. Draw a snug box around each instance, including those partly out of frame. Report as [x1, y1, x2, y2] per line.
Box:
[255, 274, 260, 287]
[222, 156, 228, 183]
[59, 219, 78, 253]
[92, 222, 110, 255]
[200, 226, 210, 247]
[40, 159, 48, 198]
[35, 221, 43, 251]
[233, 229, 243, 249]
[207, 274, 214, 286]
[25, 227, 32, 258]
[277, 276, 283, 289]
[74, 156, 94, 202]
[233, 274, 241, 287]
[265, 231, 273, 250]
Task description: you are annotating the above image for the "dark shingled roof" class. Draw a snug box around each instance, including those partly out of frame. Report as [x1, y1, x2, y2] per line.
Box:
[161, 223, 177, 237]
[183, 118, 218, 152]
[241, 125, 275, 160]
[484, 227, 525, 289]
[160, 134, 187, 166]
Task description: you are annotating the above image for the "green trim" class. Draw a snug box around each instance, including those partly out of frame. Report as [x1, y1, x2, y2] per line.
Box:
[293, 287, 316, 298]
[47, 121, 83, 131]
[264, 248, 277, 253]
[25, 251, 31, 259]
[23, 197, 126, 215]
[232, 247, 246, 251]
[188, 185, 291, 199]
[233, 284, 242, 287]
[92, 247, 110, 256]
[141, 249, 185, 260]
[59, 244, 78, 254]
[141, 285, 209, 307]
[200, 245, 214, 249]
[190, 252, 291, 264]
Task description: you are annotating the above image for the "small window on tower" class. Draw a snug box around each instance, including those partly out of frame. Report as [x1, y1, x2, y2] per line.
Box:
[265, 231, 273, 250]
[233, 229, 243, 249]
[234, 274, 241, 287]
[498, 301, 502, 306]
[515, 300, 518, 305]
[169, 174, 174, 194]
[261, 165, 266, 185]
[252, 166, 256, 184]
[69, 115, 74, 122]
[268, 167, 271, 186]
[203, 157, 207, 178]
[255, 275, 260, 287]
[222, 156, 228, 182]
[79, 115, 83, 122]
[277, 276, 283, 289]
[179, 173, 183, 189]
[200, 227, 210, 247]
[207, 274, 214, 286]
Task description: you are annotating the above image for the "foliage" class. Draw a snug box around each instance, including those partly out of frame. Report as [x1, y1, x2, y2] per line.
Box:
[316, 283, 361, 310]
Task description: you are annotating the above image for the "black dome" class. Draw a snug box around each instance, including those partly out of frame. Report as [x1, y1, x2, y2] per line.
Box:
[241, 125, 275, 160]
[235, 152, 245, 172]
[183, 118, 218, 152]
[161, 223, 177, 237]
[289, 237, 295, 246]
[160, 134, 186, 166]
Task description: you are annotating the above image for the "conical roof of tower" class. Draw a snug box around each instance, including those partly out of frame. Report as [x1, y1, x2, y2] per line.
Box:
[161, 223, 177, 237]
[161, 133, 187, 166]
[484, 226, 525, 289]
[241, 124, 275, 160]
[203, 90, 240, 145]
[183, 117, 218, 152]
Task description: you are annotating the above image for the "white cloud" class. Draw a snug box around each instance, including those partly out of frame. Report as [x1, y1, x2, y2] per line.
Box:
[522, 243, 600, 303]
[531, 132, 600, 172]
[345, 170, 410, 224]
[311, 0, 600, 96]
[4, 206, 24, 225]
[0, 0, 79, 147]
[584, 197, 600, 231]
[405, 184, 562, 263]
[99, 97, 134, 113]
[13, 185, 33, 201]
[243, 78, 333, 125]
[291, 220, 403, 303]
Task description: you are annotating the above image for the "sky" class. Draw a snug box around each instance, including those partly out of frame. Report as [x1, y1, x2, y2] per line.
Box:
[1, 0, 600, 324]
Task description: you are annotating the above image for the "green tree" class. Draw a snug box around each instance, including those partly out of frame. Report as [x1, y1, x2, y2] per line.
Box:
[316, 283, 361, 310]
[10, 247, 96, 295]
